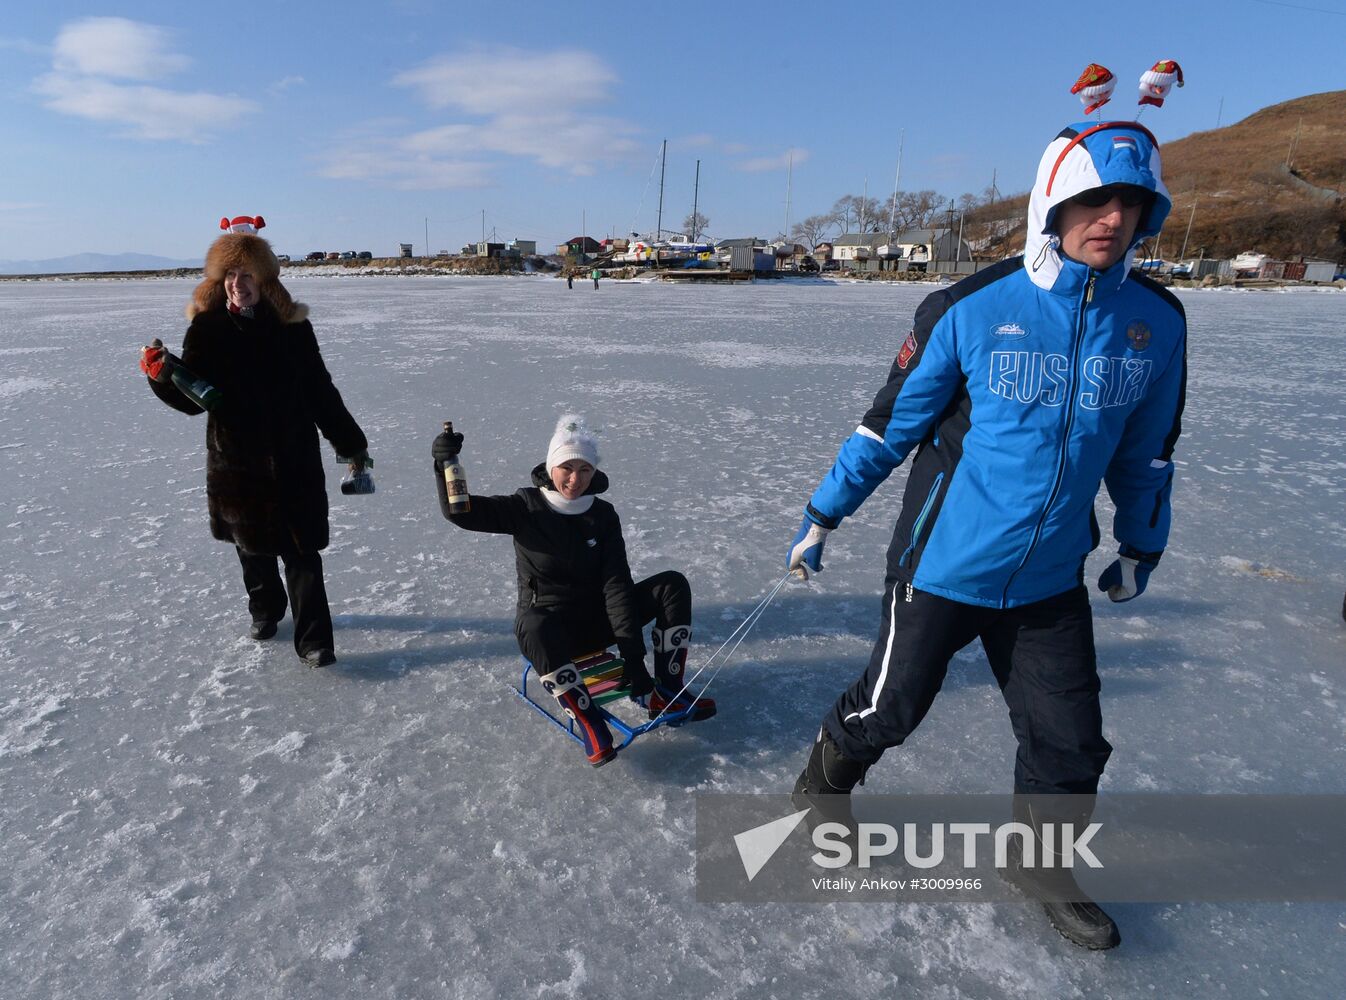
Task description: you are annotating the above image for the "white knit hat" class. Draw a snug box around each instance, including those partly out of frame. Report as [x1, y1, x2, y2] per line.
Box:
[546, 414, 600, 471]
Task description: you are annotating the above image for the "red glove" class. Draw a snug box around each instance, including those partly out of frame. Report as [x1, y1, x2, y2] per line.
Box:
[139, 339, 173, 382]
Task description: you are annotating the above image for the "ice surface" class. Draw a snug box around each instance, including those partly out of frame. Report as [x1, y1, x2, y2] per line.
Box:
[1, 275, 1342, 997]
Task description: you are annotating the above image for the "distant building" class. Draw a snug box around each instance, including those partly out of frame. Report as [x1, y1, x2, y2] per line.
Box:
[558, 236, 603, 257]
[831, 233, 888, 264]
[508, 239, 537, 257]
[894, 228, 973, 264]
[399, 243, 414, 258]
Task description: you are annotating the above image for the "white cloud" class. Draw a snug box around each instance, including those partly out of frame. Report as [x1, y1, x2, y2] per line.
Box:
[735, 147, 811, 173]
[270, 75, 306, 94]
[318, 148, 495, 191]
[52, 17, 189, 80]
[35, 74, 254, 142]
[34, 18, 256, 142]
[321, 47, 643, 190]
[393, 48, 615, 115]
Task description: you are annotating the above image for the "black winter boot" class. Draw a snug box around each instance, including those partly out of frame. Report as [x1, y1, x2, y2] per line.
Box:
[791, 729, 869, 837]
[1001, 831, 1121, 950]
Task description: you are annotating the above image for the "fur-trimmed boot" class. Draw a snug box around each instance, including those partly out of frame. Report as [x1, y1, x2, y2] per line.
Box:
[540, 664, 617, 767]
[648, 625, 716, 722]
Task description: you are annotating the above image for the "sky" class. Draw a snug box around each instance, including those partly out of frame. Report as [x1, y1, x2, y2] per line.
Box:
[1, 0, 1344, 262]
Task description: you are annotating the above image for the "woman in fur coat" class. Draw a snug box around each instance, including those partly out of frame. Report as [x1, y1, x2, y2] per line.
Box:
[432, 415, 714, 767]
[140, 219, 368, 667]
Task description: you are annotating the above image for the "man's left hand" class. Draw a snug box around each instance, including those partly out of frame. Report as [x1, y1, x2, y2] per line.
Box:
[1098, 545, 1163, 602]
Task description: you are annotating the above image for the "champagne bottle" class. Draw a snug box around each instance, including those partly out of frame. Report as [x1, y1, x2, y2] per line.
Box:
[442, 421, 470, 514]
[169, 363, 222, 411]
[147, 338, 221, 411]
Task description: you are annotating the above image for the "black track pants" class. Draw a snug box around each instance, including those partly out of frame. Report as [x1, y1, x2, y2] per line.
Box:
[236, 546, 335, 656]
[824, 581, 1112, 796]
[516, 570, 691, 672]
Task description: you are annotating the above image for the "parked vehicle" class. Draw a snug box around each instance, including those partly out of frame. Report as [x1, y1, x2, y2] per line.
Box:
[821, 260, 840, 272]
[305, 251, 325, 261]
[357, 251, 372, 260]
[326, 252, 340, 261]
[340, 251, 357, 260]
[798, 257, 820, 273]
[276, 254, 291, 263]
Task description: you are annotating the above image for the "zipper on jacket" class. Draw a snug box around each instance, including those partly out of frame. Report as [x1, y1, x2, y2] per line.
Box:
[1002, 274, 1095, 605]
[899, 472, 945, 568]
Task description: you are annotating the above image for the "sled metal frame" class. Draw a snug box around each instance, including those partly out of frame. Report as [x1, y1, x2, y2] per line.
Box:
[515, 653, 698, 753]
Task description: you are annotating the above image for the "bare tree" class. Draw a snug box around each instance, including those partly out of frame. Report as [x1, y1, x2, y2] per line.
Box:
[682, 211, 710, 242]
[894, 190, 943, 230]
[791, 213, 840, 251]
[831, 194, 885, 233]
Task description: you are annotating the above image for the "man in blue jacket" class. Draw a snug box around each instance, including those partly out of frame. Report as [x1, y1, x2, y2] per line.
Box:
[787, 120, 1187, 950]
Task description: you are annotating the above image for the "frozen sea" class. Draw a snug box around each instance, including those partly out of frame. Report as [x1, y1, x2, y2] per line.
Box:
[1, 274, 1343, 998]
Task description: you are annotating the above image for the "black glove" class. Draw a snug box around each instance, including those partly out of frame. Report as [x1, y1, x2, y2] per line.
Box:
[618, 645, 655, 697]
[431, 428, 464, 467]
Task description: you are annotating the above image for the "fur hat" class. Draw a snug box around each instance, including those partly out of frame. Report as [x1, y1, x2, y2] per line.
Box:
[187, 226, 307, 323]
[546, 414, 600, 471]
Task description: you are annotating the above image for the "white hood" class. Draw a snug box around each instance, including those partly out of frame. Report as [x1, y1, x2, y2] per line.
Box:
[1023, 120, 1172, 291]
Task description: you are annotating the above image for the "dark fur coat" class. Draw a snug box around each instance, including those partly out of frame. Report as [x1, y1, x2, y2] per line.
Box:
[149, 302, 366, 554]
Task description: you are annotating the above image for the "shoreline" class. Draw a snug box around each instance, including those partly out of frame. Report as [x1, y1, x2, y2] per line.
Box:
[2, 263, 1340, 291]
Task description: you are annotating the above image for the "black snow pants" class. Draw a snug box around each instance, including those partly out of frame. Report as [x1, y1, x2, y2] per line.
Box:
[824, 579, 1112, 796]
[236, 545, 335, 656]
[516, 570, 690, 673]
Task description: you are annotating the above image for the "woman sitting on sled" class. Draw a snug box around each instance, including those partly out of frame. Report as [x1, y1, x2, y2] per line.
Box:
[432, 415, 715, 767]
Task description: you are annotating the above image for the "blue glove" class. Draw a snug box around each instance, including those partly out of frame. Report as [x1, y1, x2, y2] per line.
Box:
[787, 516, 832, 579]
[1097, 545, 1163, 603]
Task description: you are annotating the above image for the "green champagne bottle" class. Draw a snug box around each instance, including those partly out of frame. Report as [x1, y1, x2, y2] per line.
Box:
[169, 364, 222, 412]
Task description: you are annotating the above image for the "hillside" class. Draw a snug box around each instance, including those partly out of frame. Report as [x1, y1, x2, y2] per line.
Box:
[1160, 89, 1346, 261]
[973, 91, 1346, 264]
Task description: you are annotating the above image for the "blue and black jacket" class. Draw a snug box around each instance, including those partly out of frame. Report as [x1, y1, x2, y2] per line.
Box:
[807, 121, 1187, 608]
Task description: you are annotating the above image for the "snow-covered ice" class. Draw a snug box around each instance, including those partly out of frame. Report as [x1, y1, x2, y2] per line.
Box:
[1, 275, 1343, 998]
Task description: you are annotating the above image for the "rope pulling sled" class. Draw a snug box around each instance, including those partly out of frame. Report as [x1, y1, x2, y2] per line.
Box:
[514, 571, 793, 753]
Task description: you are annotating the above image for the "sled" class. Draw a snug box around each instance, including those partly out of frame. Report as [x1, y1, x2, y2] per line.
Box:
[515, 649, 700, 752]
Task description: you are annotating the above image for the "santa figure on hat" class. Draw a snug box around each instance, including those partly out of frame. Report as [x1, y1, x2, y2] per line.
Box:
[220, 215, 266, 235]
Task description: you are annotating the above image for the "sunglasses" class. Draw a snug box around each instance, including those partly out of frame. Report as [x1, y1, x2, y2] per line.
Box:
[1070, 185, 1151, 209]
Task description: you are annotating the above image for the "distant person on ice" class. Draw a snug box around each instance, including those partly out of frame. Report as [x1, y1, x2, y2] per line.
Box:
[431, 415, 714, 767]
[786, 118, 1187, 949]
[139, 216, 370, 668]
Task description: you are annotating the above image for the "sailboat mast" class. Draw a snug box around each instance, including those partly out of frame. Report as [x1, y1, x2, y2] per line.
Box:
[655, 139, 667, 240]
[691, 159, 701, 242]
[785, 152, 792, 240]
[888, 129, 904, 237]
